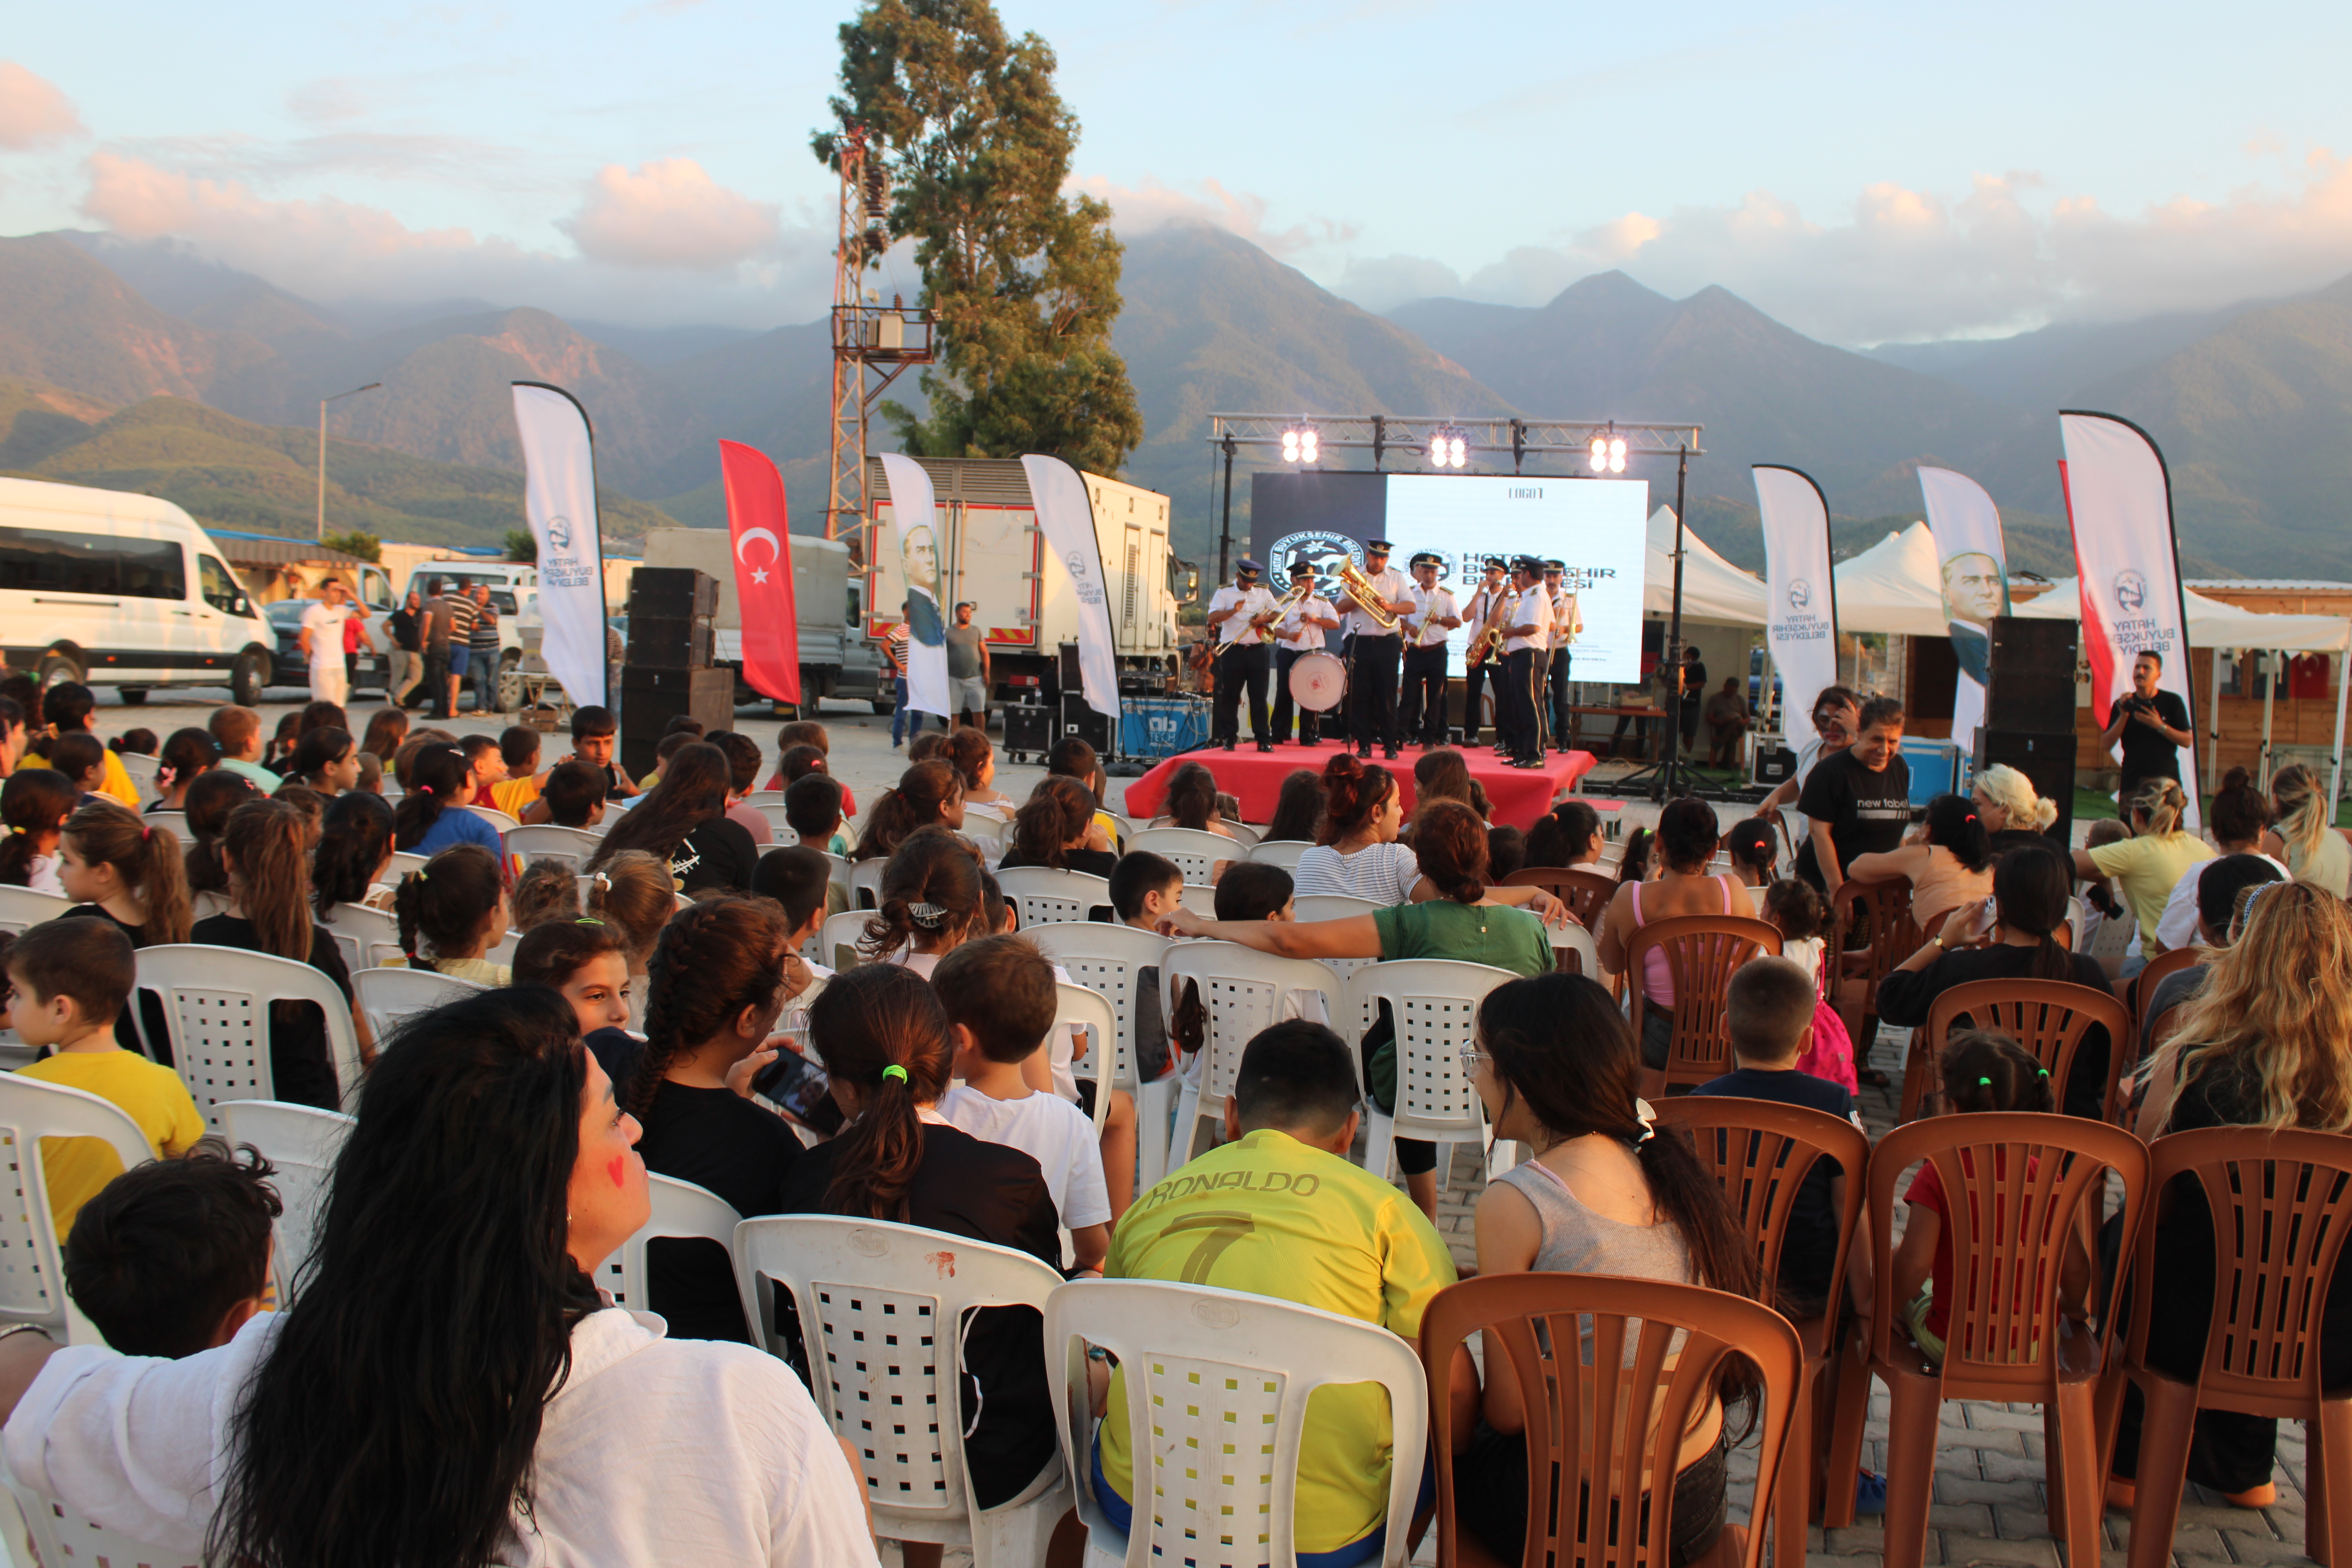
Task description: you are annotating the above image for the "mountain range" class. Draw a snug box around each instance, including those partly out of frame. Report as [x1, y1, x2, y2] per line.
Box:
[2, 224, 2348, 580]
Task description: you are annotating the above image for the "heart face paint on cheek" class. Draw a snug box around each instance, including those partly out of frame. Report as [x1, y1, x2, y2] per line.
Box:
[606, 1155, 627, 1189]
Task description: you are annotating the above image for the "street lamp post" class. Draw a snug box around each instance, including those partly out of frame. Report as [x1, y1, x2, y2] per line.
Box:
[316, 383, 383, 542]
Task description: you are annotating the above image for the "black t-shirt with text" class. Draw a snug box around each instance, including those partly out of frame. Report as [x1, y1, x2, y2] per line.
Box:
[1793, 747, 1912, 886]
[2107, 688, 2190, 784]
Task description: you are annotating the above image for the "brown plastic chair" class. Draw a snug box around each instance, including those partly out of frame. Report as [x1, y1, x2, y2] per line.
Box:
[1899, 978, 2130, 1124]
[2122, 945, 2198, 1045]
[1865, 1112, 2149, 1568]
[1653, 1097, 1872, 1559]
[1506, 866, 1618, 933]
[1827, 876, 1921, 1049]
[2099, 1125, 2352, 1568]
[1421, 1271, 1803, 1568]
[1619, 915, 1781, 1095]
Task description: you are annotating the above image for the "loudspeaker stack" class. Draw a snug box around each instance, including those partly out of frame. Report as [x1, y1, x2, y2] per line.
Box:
[620, 567, 731, 780]
[1975, 616, 2080, 848]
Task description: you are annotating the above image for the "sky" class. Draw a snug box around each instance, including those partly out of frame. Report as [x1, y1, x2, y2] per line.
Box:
[5, 0, 2352, 346]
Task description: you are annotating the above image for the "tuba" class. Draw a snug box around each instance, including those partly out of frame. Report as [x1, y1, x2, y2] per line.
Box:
[1334, 560, 1400, 632]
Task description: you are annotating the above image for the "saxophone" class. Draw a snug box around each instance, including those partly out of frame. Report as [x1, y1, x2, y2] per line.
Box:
[1465, 586, 1512, 668]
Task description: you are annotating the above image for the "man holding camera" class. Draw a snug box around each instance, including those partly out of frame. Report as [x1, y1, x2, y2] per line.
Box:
[2100, 649, 2193, 800]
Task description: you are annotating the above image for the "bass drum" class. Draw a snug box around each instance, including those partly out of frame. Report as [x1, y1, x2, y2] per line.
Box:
[1287, 650, 1348, 712]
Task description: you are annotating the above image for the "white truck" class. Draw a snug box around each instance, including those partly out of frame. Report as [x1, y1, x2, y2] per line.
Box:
[636, 529, 887, 711]
[863, 457, 1199, 699]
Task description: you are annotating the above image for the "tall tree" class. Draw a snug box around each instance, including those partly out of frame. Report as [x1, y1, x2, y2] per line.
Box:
[815, 0, 1143, 475]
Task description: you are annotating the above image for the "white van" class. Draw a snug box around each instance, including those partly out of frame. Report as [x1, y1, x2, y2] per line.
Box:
[0, 477, 276, 705]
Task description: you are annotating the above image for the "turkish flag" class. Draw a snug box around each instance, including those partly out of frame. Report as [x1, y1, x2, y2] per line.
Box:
[720, 440, 800, 703]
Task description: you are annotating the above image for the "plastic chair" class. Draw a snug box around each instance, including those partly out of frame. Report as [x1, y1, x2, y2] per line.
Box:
[598, 1172, 740, 1314]
[995, 867, 1112, 927]
[505, 823, 605, 871]
[2063, 895, 2085, 950]
[820, 909, 872, 971]
[1348, 958, 1519, 1188]
[1653, 1096, 1873, 1558]
[1900, 979, 2131, 1124]
[1292, 894, 1383, 924]
[219, 1099, 353, 1306]
[1057, 980, 1118, 1140]
[2122, 944, 2198, 1044]
[0, 886, 72, 935]
[132, 944, 365, 1124]
[1125, 826, 1240, 886]
[958, 811, 1008, 853]
[1161, 942, 1345, 1170]
[322, 901, 404, 975]
[733, 1215, 1071, 1568]
[1551, 916, 1602, 978]
[1247, 838, 1310, 870]
[742, 789, 787, 808]
[1504, 864, 1619, 931]
[0, 1074, 156, 1346]
[1027, 923, 1178, 1187]
[466, 803, 523, 835]
[388, 850, 430, 882]
[144, 808, 193, 848]
[2099, 1125, 2352, 1568]
[1864, 1112, 2149, 1568]
[850, 857, 887, 910]
[1046, 1278, 1428, 1568]
[751, 802, 802, 844]
[352, 965, 487, 1048]
[117, 748, 161, 802]
[7, 1477, 201, 1568]
[1618, 915, 1782, 1094]
[1174, 882, 1218, 918]
[1826, 875, 1920, 1047]
[1420, 1272, 1803, 1568]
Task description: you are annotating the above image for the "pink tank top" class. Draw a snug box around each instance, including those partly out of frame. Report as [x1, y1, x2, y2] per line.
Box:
[1630, 875, 1740, 1007]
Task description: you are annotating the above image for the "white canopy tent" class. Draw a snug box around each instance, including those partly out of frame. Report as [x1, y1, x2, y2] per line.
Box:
[1641, 506, 1769, 625]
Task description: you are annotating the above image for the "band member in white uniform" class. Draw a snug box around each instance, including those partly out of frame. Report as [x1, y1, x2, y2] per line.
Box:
[1398, 551, 1463, 749]
[1205, 557, 1281, 751]
[1343, 539, 1415, 760]
[1270, 552, 1343, 746]
[1458, 557, 1509, 747]
[1543, 559, 1583, 752]
[1498, 556, 1552, 768]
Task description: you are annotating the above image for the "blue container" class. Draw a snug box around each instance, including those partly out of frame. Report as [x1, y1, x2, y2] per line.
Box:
[1121, 697, 1209, 760]
[1900, 737, 1961, 807]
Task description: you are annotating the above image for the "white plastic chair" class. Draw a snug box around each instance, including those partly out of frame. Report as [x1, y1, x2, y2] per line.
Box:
[599, 1172, 740, 1314]
[820, 909, 873, 971]
[133, 944, 365, 1124]
[323, 901, 403, 975]
[190, 888, 232, 922]
[1161, 943, 1345, 1170]
[733, 1215, 1071, 1568]
[1126, 826, 1239, 886]
[1348, 958, 1519, 1189]
[352, 966, 487, 1047]
[995, 867, 1112, 927]
[0, 886, 71, 935]
[742, 789, 788, 808]
[1026, 923, 1178, 1187]
[1551, 915, 1603, 978]
[7, 1477, 201, 1568]
[2065, 894, 2086, 950]
[0, 1074, 155, 1346]
[219, 1099, 352, 1306]
[388, 850, 430, 882]
[957, 811, 1009, 854]
[506, 823, 605, 871]
[117, 749, 161, 803]
[1175, 882, 1219, 918]
[1057, 981, 1118, 1141]
[750, 803, 801, 844]
[1291, 894, 1383, 924]
[1247, 838, 1311, 870]
[466, 803, 523, 835]
[1223, 820, 1263, 850]
[144, 809, 193, 848]
[1044, 1279, 1428, 1568]
[850, 857, 887, 910]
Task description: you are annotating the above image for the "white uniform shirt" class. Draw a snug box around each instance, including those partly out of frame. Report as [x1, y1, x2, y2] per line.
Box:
[1405, 585, 1458, 649]
[1276, 594, 1341, 653]
[1340, 565, 1409, 639]
[1552, 589, 1583, 646]
[1504, 581, 1552, 655]
[300, 601, 350, 673]
[1208, 584, 1281, 647]
[1463, 583, 1508, 657]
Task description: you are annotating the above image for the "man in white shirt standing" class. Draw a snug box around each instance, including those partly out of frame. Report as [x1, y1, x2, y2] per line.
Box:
[1544, 560, 1583, 753]
[1342, 539, 1416, 761]
[1498, 557, 1552, 768]
[1458, 557, 1509, 747]
[1398, 551, 1463, 750]
[298, 577, 367, 707]
[1205, 557, 1281, 751]
[1269, 551, 1343, 746]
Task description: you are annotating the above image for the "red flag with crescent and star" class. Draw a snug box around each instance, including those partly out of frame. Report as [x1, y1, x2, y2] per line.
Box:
[719, 440, 800, 702]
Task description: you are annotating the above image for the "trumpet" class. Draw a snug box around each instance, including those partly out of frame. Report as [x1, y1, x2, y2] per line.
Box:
[1335, 560, 1400, 632]
[1249, 576, 1312, 633]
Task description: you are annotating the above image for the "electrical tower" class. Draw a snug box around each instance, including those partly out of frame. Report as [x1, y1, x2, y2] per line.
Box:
[824, 123, 936, 562]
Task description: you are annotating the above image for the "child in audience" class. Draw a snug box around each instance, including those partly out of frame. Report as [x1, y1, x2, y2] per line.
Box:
[1261, 768, 1325, 845]
[209, 704, 277, 791]
[1756, 875, 1855, 1090]
[1214, 859, 1297, 923]
[34, 684, 138, 806]
[180, 769, 259, 897]
[565, 703, 637, 800]
[766, 720, 857, 817]
[0, 768, 75, 893]
[149, 728, 218, 814]
[1047, 736, 1119, 845]
[905, 731, 946, 764]
[287, 727, 361, 797]
[629, 897, 808, 1342]
[858, 824, 984, 972]
[1148, 762, 1235, 839]
[353, 752, 384, 795]
[641, 715, 705, 790]
[586, 847, 675, 1030]
[1112, 850, 1188, 1085]
[537, 758, 608, 829]
[490, 725, 547, 818]
[459, 734, 507, 803]
[512, 917, 637, 1082]
[392, 744, 504, 855]
[849, 760, 965, 862]
[1486, 824, 1526, 882]
[62, 1138, 279, 1358]
[391, 844, 512, 985]
[1761, 878, 1827, 983]
[783, 962, 1062, 1512]
[710, 731, 773, 846]
[1524, 800, 1606, 870]
[109, 728, 158, 759]
[1000, 775, 1117, 876]
[942, 728, 1016, 820]
[509, 858, 582, 928]
[934, 935, 1112, 1273]
[750, 845, 837, 986]
[59, 802, 194, 1052]
[784, 773, 853, 873]
[1616, 824, 1654, 886]
[40, 733, 111, 805]
[311, 791, 397, 920]
[192, 797, 372, 1103]
[10, 920, 204, 1238]
[264, 711, 303, 775]
[358, 707, 408, 773]
[774, 742, 829, 788]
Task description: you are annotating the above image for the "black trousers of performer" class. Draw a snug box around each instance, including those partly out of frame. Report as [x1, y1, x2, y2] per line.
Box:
[1546, 647, 1573, 750]
[1271, 647, 1321, 744]
[1349, 633, 1403, 753]
[1461, 658, 1492, 745]
[1400, 644, 1449, 747]
[1213, 642, 1270, 743]
[1499, 648, 1541, 761]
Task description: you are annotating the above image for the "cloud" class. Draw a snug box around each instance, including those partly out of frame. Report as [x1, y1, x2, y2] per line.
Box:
[1071, 174, 1358, 258]
[0, 62, 84, 150]
[1325, 154, 2352, 345]
[560, 158, 781, 270]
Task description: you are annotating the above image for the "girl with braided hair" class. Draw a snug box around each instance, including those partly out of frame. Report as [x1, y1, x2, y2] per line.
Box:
[626, 896, 810, 1343]
[390, 844, 511, 985]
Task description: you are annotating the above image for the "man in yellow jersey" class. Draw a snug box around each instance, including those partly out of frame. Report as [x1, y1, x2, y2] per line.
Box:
[1096, 1022, 1461, 1566]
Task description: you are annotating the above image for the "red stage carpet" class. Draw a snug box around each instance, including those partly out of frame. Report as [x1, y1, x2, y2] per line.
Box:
[1120, 744, 1597, 830]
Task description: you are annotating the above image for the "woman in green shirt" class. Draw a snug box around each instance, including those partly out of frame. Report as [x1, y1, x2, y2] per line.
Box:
[1158, 800, 1560, 1216]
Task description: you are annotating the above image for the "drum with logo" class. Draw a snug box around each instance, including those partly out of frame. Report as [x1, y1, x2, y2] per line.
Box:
[1287, 650, 1348, 712]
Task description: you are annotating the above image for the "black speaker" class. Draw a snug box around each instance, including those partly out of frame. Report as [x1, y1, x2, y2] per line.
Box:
[1059, 691, 1112, 756]
[628, 567, 719, 621]
[1975, 726, 2077, 848]
[627, 614, 714, 670]
[1057, 642, 1084, 696]
[1985, 617, 2079, 735]
[619, 666, 734, 779]
[1002, 701, 1053, 762]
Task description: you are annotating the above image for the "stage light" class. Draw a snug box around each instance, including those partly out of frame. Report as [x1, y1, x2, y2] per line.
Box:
[1282, 421, 1320, 464]
[1588, 435, 1608, 472]
[1608, 436, 1628, 474]
[1282, 430, 1300, 462]
[1300, 427, 1319, 462]
[1428, 425, 1468, 469]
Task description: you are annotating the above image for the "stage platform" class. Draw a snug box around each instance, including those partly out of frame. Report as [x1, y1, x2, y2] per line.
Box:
[1119, 742, 1596, 830]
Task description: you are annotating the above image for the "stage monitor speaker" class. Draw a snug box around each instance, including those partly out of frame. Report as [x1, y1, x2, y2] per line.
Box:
[1984, 617, 2080, 736]
[619, 666, 733, 779]
[627, 614, 714, 670]
[629, 566, 719, 621]
[1057, 642, 1084, 697]
[1749, 737, 1798, 791]
[1974, 726, 2076, 850]
[1002, 702, 1053, 763]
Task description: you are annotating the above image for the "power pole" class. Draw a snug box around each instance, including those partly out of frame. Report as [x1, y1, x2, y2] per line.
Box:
[823, 124, 934, 566]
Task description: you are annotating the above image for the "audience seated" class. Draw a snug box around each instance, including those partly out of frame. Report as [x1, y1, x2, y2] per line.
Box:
[1597, 796, 1758, 1071]
[1148, 761, 1236, 839]
[708, 731, 772, 847]
[2071, 778, 2211, 971]
[2264, 761, 2351, 898]
[1523, 799, 1605, 871]
[538, 757, 608, 829]
[2152, 769, 2279, 952]
[63, 1138, 278, 1357]
[513, 917, 637, 1082]
[147, 727, 218, 813]
[310, 790, 396, 920]
[1111, 850, 1188, 1083]
[585, 848, 674, 1031]
[783, 772, 851, 867]
[941, 727, 1016, 820]
[392, 744, 503, 857]
[1260, 766, 1325, 844]
[1851, 793, 1996, 922]
[590, 742, 757, 895]
[508, 857, 581, 928]
[1970, 761, 2060, 855]
[1000, 775, 1117, 877]
[388, 844, 512, 985]
[0, 768, 75, 894]
[848, 760, 964, 863]
[2135, 852, 2283, 1059]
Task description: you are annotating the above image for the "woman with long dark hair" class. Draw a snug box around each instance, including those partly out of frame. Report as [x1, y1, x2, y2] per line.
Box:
[588, 740, 756, 894]
[312, 789, 396, 918]
[999, 775, 1118, 877]
[1850, 792, 1994, 922]
[0, 985, 878, 1566]
[1261, 767, 1325, 844]
[848, 759, 965, 863]
[1452, 971, 1762, 1567]
[180, 768, 259, 896]
[391, 743, 502, 856]
[1146, 761, 1234, 838]
[1596, 796, 1751, 1073]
